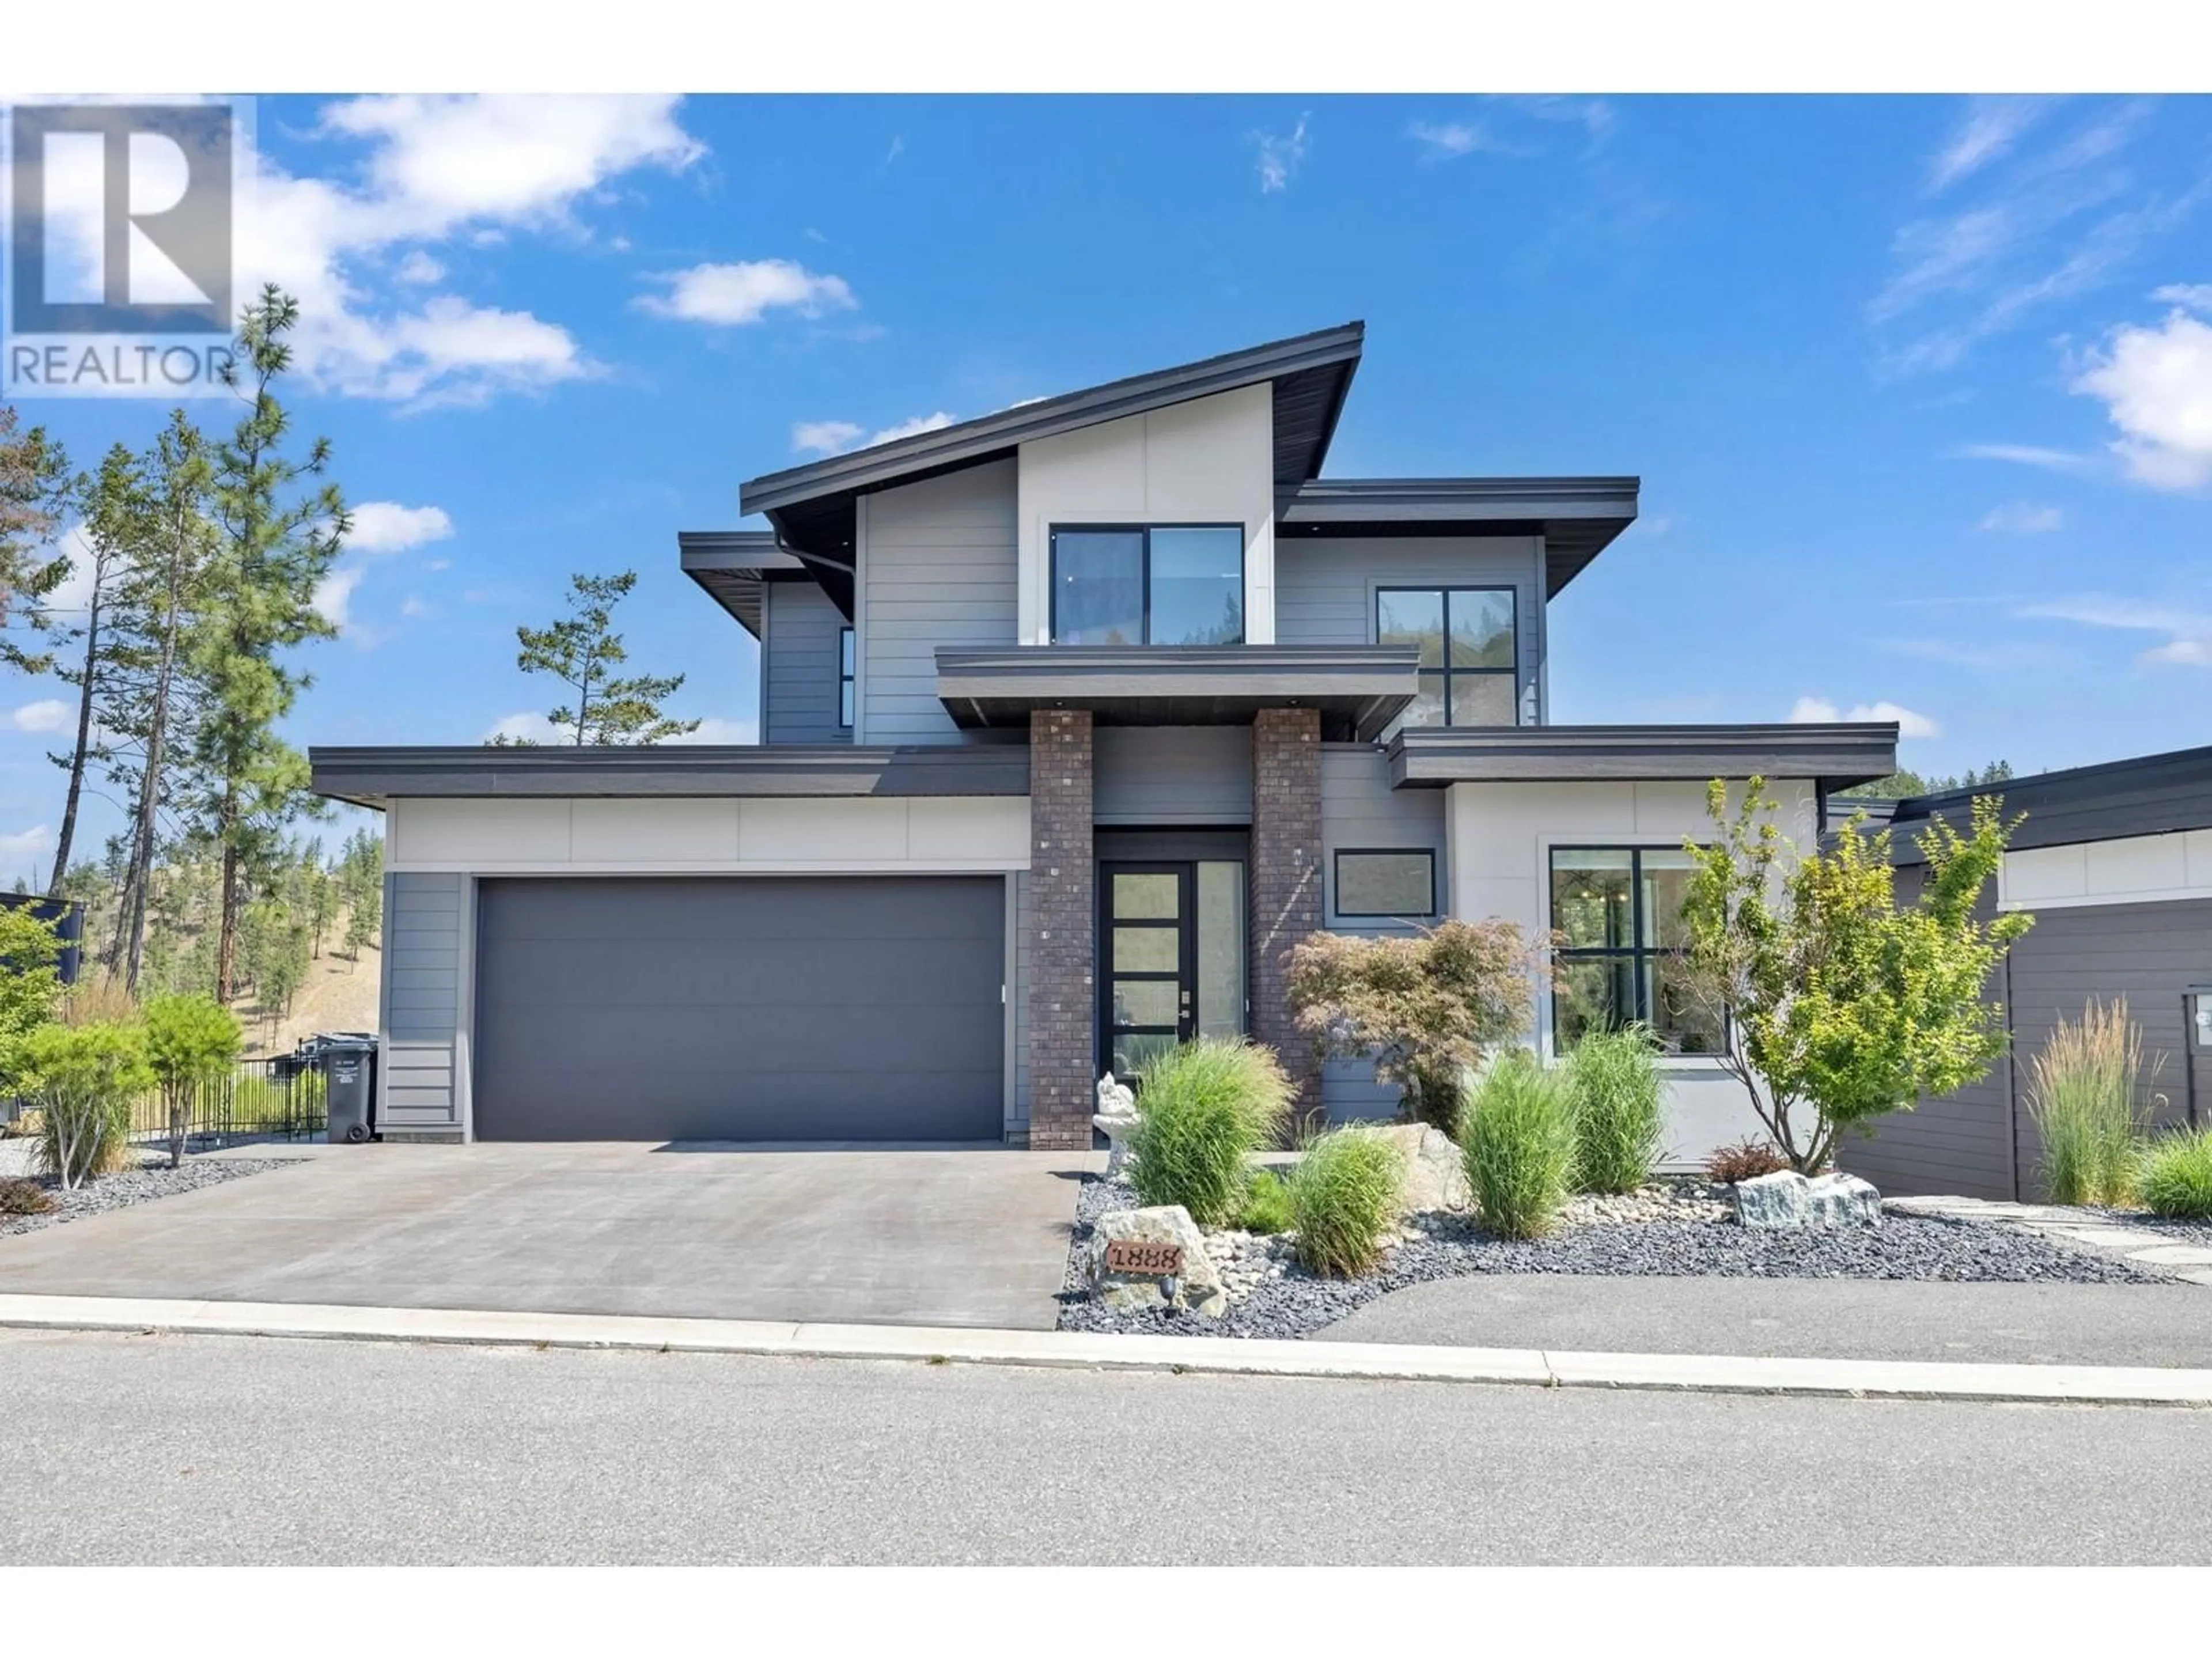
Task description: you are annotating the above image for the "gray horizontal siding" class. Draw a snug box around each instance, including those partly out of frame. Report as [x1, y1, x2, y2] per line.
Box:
[762, 581, 850, 746]
[1275, 536, 1547, 726]
[380, 872, 463, 1132]
[861, 459, 1017, 744]
[1094, 726, 1253, 824]
[1316, 743, 1449, 1122]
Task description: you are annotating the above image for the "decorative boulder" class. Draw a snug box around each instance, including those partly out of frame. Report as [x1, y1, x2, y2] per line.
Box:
[1086, 1205, 1225, 1318]
[1372, 1122, 1469, 1215]
[1806, 1172, 1883, 1227]
[1733, 1169, 1813, 1229]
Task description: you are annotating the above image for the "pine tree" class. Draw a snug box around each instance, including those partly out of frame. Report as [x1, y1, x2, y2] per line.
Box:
[0, 407, 73, 629]
[509, 570, 699, 746]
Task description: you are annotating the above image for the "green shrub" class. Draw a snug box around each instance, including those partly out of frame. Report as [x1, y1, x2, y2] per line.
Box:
[1127, 1039, 1293, 1227]
[2028, 999, 2153, 1207]
[2140, 1128, 2212, 1221]
[1289, 1126, 1404, 1276]
[1565, 1024, 1665, 1194]
[0, 1176, 57, 1216]
[20, 1020, 153, 1190]
[1460, 1050, 1578, 1239]
[1235, 1167, 1296, 1234]
[143, 993, 244, 1169]
[1705, 1137, 1790, 1184]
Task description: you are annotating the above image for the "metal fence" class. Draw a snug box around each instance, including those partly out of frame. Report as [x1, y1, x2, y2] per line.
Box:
[125, 1056, 329, 1151]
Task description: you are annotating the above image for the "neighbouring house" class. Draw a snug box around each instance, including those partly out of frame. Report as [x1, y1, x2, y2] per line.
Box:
[1841, 744, 2212, 1201]
[309, 322, 1896, 1158]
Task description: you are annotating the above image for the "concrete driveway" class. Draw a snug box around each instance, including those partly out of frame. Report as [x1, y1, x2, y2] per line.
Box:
[0, 1142, 1099, 1330]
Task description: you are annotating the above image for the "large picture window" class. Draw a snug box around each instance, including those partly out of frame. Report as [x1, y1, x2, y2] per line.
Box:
[1376, 586, 1517, 726]
[1549, 846, 1722, 1056]
[1051, 525, 1244, 646]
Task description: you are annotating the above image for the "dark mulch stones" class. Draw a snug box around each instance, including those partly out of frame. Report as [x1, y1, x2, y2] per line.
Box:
[0, 1154, 296, 1240]
[1058, 1172, 2179, 1342]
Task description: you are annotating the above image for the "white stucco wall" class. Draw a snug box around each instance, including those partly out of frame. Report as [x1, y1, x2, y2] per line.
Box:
[2000, 827, 2212, 911]
[1015, 383, 1277, 645]
[385, 796, 1032, 874]
[1444, 777, 1820, 1172]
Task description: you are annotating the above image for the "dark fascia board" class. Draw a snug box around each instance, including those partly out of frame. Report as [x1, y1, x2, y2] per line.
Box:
[1388, 722, 1900, 791]
[1279, 476, 1640, 599]
[1885, 743, 2212, 863]
[678, 531, 824, 637]
[935, 644, 1419, 744]
[309, 744, 1029, 809]
[738, 321, 1366, 519]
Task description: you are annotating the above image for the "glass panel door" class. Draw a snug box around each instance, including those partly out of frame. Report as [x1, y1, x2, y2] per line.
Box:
[1101, 863, 1192, 1081]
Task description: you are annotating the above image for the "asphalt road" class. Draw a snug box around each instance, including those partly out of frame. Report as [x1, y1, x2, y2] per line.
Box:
[4, 1327, 2209, 1565]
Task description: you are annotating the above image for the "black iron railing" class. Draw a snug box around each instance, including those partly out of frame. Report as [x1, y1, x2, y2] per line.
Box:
[126, 1056, 329, 1150]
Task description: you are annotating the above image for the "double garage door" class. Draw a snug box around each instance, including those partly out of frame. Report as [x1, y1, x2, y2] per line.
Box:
[472, 876, 1005, 1142]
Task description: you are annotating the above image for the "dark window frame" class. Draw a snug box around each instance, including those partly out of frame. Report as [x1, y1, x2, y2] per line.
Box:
[837, 626, 855, 729]
[1332, 847, 1438, 919]
[1374, 584, 1519, 726]
[1548, 842, 1722, 1055]
[1049, 522, 1247, 646]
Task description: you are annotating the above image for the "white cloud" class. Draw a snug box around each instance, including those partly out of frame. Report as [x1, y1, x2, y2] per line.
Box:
[2, 699, 71, 734]
[1975, 502, 2064, 533]
[661, 716, 757, 745]
[347, 501, 454, 555]
[1407, 120, 1522, 161]
[394, 250, 444, 285]
[868, 411, 956, 445]
[483, 710, 562, 744]
[0, 825, 55, 859]
[422, 557, 453, 573]
[399, 595, 431, 619]
[2070, 306, 2212, 490]
[2152, 282, 2212, 312]
[1927, 97, 2048, 193]
[1789, 696, 1941, 738]
[1253, 114, 1309, 194]
[313, 566, 367, 631]
[635, 259, 858, 327]
[1949, 442, 2097, 474]
[2017, 595, 2212, 667]
[791, 420, 865, 455]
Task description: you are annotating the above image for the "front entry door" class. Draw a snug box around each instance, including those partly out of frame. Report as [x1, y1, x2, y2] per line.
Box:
[1100, 859, 1247, 1081]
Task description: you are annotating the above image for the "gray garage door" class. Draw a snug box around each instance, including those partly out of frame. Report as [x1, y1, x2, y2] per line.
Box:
[473, 876, 1005, 1142]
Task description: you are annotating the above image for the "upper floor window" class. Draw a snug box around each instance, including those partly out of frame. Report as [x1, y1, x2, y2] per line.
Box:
[838, 626, 854, 728]
[1376, 586, 1517, 726]
[1051, 525, 1244, 646]
[1550, 846, 1723, 1057]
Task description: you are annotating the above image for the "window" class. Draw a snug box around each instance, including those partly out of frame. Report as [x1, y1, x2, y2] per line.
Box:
[1333, 849, 1437, 919]
[1376, 586, 1517, 726]
[1051, 525, 1244, 646]
[838, 627, 855, 728]
[1550, 846, 1723, 1056]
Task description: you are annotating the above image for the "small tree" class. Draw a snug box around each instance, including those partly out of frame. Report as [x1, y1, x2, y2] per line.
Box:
[1677, 777, 2032, 1173]
[510, 570, 700, 745]
[0, 902, 66, 1097]
[1287, 919, 1537, 1134]
[143, 992, 243, 1168]
[21, 1020, 154, 1189]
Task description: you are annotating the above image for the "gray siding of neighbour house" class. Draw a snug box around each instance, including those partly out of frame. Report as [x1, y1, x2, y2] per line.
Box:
[380, 871, 466, 1136]
[859, 459, 1018, 743]
[1275, 537, 1548, 726]
[761, 581, 850, 745]
[1316, 743, 1450, 1122]
[1094, 726, 1254, 824]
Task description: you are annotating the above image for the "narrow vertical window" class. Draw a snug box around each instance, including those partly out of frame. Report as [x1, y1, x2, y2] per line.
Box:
[838, 626, 855, 729]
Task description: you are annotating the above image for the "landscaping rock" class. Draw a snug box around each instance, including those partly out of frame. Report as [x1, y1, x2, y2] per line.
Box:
[1374, 1122, 1469, 1215]
[1734, 1169, 1813, 1229]
[1806, 1172, 1883, 1227]
[1086, 1205, 1225, 1317]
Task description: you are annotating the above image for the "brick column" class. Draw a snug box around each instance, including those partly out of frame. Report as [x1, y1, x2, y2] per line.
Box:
[1252, 707, 1324, 1134]
[1027, 709, 1096, 1150]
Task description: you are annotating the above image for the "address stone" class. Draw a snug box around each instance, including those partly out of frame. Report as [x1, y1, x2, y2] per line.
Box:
[1087, 1205, 1225, 1317]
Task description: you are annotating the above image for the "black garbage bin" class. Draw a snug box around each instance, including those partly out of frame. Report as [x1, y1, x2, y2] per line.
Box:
[321, 1035, 380, 1145]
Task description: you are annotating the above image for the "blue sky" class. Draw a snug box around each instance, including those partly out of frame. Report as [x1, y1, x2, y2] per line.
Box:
[6, 92, 2210, 883]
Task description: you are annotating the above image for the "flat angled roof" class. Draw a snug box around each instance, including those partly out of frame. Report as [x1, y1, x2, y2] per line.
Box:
[1388, 722, 1899, 792]
[677, 530, 813, 637]
[1278, 476, 1640, 597]
[1885, 743, 2212, 861]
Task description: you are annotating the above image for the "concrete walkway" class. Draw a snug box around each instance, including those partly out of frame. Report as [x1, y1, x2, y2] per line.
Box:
[1888, 1195, 2212, 1284]
[1316, 1274, 2212, 1368]
[0, 1141, 1099, 1331]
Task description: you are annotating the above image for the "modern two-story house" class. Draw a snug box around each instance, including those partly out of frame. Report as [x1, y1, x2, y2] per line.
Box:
[311, 322, 1897, 1162]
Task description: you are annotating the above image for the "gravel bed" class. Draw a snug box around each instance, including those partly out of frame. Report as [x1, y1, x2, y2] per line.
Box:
[0, 1153, 296, 1240]
[1058, 1174, 2180, 1342]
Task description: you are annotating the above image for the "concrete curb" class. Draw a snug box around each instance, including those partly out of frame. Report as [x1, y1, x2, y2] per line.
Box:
[2, 1292, 2209, 1407]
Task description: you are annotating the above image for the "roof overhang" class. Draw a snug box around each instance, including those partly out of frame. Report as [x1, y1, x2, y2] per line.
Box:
[1388, 722, 1899, 792]
[935, 644, 1418, 743]
[677, 531, 821, 636]
[1884, 741, 2212, 863]
[1279, 476, 1639, 597]
[737, 323, 1366, 594]
[309, 744, 1028, 809]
